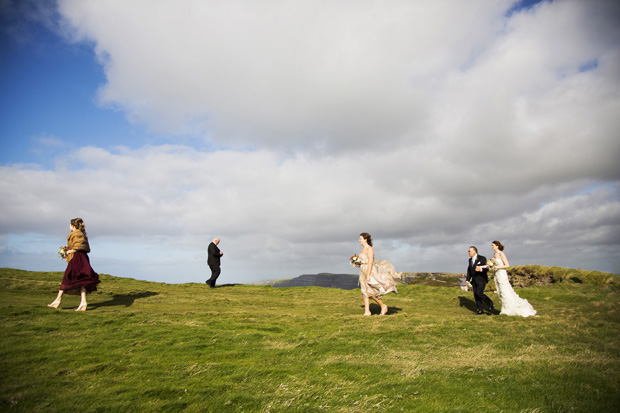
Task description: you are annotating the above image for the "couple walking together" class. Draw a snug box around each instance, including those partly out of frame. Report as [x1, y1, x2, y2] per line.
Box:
[467, 241, 537, 317]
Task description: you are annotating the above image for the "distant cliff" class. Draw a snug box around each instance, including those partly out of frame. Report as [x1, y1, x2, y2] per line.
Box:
[267, 273, 359, 290]
[262, 272, 463, 290]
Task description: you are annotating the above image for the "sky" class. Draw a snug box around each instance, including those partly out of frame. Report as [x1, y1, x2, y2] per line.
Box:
[1, 0, 619, 285]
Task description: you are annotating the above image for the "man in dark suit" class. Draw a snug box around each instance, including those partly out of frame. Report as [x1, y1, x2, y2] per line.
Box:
[466, 246, 494, 315]
[206, 238, 223, 288]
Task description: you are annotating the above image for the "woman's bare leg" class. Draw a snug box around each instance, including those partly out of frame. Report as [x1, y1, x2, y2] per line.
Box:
[363, 295, 371, 316]
[48, 290, 64, 308]
[371, 296, 388, 315]
[76, 287, 87, 311]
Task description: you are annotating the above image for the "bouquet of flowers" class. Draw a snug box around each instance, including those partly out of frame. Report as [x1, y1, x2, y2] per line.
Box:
[58, 246, 68, 260]
[487, 258, 496, 272]
[350, 254, 362, 267]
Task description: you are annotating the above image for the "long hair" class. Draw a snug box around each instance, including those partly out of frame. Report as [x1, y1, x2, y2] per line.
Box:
[71, 217, 87, 236]
[360, 232, 373, 247]
[492, 240, 504, 251]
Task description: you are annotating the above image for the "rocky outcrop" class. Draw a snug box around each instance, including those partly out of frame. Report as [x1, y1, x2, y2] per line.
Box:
[266, 272, 464, 289]
[401, 272, 463, 287]
[270, 273, 359, 290]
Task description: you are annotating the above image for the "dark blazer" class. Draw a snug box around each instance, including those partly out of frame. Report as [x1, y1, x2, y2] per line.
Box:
[207, 242, 221, 266]
[466, 255, 488, 284]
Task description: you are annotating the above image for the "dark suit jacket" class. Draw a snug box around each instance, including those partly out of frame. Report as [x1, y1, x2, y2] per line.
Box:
[466, 255, 488, 284]
[207, 242, 221, 266]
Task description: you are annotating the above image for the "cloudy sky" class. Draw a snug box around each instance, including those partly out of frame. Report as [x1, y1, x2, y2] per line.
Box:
[1, 0, 619, 284]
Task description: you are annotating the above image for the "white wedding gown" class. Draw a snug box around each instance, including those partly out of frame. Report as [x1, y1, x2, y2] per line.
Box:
[492, 256, 537, 317]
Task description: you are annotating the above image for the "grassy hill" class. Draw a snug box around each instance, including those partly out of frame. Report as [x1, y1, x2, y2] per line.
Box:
[1, 267, 619, 412]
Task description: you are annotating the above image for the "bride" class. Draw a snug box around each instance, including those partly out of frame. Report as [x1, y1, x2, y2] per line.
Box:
[488, 241, 537, 317]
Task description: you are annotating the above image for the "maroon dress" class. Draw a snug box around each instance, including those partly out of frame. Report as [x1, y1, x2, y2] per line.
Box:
[59, 231, 100, 294]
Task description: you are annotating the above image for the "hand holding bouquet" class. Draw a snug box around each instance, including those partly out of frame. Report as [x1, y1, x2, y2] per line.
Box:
[58, 246, 68, 260]
[350, 254, 362, 267]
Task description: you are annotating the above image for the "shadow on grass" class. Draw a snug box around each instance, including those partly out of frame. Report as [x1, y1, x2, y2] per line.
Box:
[359, 304, 403, 315]
[208, 283, 243, 288]
[458, 296, 478, 312]
[90, 291, 159, 309]
[458, 296, 501, 315]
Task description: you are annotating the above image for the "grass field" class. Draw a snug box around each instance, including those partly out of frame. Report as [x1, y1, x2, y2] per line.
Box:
[1, 267, 619, 412]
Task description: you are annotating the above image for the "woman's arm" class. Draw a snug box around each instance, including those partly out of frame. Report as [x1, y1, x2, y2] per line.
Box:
[497, 251, 510, 269]
[366, 247, 374, 281]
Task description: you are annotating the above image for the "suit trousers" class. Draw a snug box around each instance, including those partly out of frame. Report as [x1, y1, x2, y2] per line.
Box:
[208, 265, 221, 285]
[472, 279, 493, 311]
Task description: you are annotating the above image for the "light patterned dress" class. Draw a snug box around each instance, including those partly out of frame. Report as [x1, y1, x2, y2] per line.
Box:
[492, 256, 537, 317]
[358, 252, 401, 298]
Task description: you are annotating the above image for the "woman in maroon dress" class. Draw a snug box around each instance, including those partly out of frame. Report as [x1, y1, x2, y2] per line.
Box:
[48, 218, 100, 311]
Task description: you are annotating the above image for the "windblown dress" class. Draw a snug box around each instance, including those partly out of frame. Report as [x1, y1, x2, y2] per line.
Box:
[60, 230, 100, 294]
[492, 256, 536, 317]
[358, 252, 401, 298]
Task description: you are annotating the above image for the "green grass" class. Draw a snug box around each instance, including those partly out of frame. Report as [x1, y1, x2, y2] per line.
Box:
[1, 268, 619, 412]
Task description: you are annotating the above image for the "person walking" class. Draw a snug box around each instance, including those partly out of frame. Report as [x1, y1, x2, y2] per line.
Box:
[466, 245, 494, 315]
[356, 233, 400, 316]
[487, 241, 537, 317]
[48, 218, 100, 311]
[206, 238, 223, 288]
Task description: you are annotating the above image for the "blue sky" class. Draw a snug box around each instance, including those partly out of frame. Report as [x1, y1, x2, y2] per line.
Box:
[0, 8, 158, 167]
[506, 0, 550, 16]
[1, 0, 619, 284]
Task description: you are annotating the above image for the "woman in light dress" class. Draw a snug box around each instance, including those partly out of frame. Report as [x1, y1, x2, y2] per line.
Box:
[488, 241, 537, 317]
[357, 233, 401, 316]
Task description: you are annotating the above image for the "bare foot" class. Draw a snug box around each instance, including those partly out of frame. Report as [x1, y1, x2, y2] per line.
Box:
[47, 301, 60, 309]
[380, 305, 388, 315]
[363, 312, 372, 316]
[75, 304, 87, 312]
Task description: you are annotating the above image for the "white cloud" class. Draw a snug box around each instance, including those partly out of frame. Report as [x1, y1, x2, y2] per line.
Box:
[1, 0, 619, 282]
[32, 133, 66, 148]
[56, 0, 515, 148]
[53, 0, 619, 153]
[1, 145, 619, 282]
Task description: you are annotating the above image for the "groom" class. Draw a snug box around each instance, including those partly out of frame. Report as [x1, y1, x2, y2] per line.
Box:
[466, 246, 494, 315]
